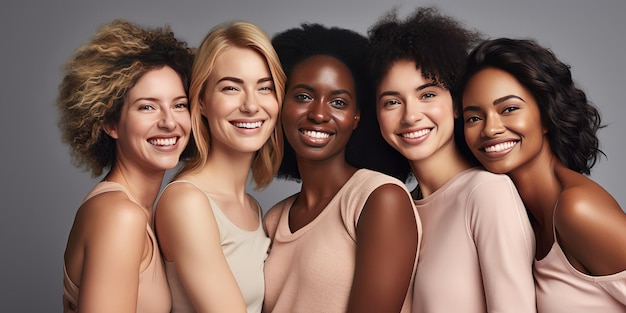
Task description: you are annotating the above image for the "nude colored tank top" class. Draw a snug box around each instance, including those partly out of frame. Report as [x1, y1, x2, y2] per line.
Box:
[62, 182, 171, 313]
[163, 180, 270, 313]
[534, 199, 626, 312]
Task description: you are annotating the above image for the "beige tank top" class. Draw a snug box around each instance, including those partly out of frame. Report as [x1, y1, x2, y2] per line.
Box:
[62, 181, 171, 313]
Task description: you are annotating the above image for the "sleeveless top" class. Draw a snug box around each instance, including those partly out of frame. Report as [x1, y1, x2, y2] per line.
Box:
[62, 181, 171, 313]
[534, 200, 626, 312]
[163, 180, 270, 313]
[263, 169, 421, 313]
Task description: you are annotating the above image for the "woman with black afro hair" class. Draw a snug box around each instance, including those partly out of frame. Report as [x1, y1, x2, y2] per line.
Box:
[459, 38, 626, 312]
[262, 23, 421, 313]
[369, 7, 536, 313]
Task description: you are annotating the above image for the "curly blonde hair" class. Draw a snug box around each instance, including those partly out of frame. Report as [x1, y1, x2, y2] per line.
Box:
[57, 19, 194, 177]
[178, 21, 286, 189]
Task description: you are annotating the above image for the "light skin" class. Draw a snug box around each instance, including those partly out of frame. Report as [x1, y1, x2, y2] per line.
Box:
[462, 67, 626, 275]
[64, 65, 191, 313]
[376, 60, 471, 197]
[155, 45, 279, 312]
[282, 55, 418, 312]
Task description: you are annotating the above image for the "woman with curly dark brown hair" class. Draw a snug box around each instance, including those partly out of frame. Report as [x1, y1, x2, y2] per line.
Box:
[459, 38, 626, 312]
[58, 19, 193, 313]
[369, 7, 536, 312]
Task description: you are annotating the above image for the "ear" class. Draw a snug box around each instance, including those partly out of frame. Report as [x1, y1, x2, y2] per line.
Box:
[352, 111, 361, 130]
[103, 123, 119, 139]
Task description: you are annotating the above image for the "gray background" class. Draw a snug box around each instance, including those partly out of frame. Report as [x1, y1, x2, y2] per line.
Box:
[1, 0, 624, 311]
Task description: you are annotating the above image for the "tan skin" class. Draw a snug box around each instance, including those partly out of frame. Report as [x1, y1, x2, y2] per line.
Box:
[64, 66, 191, 312]
[282, 55, 418, 312]
[462, 67, 626, 276]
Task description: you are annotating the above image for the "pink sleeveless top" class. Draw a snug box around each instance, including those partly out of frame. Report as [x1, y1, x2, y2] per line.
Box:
[62, 182, 171, 313]
[534, 202, 626, 312]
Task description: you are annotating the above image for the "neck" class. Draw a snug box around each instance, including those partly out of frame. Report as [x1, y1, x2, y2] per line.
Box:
[508, 138, 561, 228]
[195, 145, 255, 200]
[296, 155, 356, 210]
[410, 141, 472, 198]
[105, 161, 165, 214]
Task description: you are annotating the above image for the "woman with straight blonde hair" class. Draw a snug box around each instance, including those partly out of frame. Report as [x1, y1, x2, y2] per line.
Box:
[154, 20, 286, 313]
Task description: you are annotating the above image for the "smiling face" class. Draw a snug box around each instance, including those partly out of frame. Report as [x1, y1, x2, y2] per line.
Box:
[281, 55, 360, 162]
[461, 67, 546, 174]
[202, 45, 279, 154]
[106, 65, 191, 173]
[376, 60, 455, 163]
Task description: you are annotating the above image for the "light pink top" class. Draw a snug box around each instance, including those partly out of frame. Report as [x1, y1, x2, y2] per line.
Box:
[62, 182, 171, 313]
[263, 169, 421, 313]
[412, 168, 535, 313]
[534, 207, 626, 312]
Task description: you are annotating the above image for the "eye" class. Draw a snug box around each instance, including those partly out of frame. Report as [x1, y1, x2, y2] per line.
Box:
[502, 106, 519, 113]
[138, 104, 155, 111]
[221, 85, 239, 93]
[259, 84, 275, 93]
[174, 101, 188, 110]
[420, 92, 436, 100]
[382, 99, 401, 108]
[294, 93, 313, 102]
[330, 98, 348, 109]
[465, 115, 482, 123]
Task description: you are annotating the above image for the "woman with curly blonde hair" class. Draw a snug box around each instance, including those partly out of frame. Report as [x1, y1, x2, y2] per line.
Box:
[154, 21, 285, 313]
[58, 19, 193, 313]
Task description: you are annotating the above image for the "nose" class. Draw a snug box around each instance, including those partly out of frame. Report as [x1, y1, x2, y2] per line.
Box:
[306, 99, 330, 123]
[157, 109, 176, 130]
[401, 100, 423, 125]
[482, 113, 505, 137]
[240, 92, 260, 114]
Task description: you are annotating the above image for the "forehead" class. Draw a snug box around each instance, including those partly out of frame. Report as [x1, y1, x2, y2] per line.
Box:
[464, 67, 532, 102]
[289, 55, 355, 87]
[211, 45, 269, 78]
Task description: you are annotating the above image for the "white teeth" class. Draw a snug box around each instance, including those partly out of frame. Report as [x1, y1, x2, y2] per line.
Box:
[302, 130, 330, 139]
[233, 121, 263, 129]
[401, 129, 430, 139]
[484, 141, 517, 152]
[148, 137, 177, 146]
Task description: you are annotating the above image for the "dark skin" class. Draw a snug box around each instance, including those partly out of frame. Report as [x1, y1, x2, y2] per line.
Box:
[282, 55, 418, 312]
[462, 67, 626, 276]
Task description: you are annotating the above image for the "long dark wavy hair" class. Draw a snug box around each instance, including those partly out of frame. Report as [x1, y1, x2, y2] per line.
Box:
[456, 38, 604, 174]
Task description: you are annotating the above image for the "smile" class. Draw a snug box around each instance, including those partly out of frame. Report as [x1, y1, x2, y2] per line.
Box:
[483, 140, 518, 153]
[301, 129, 330, 139]
[232, 121, 263, 129]
[400, 128, 431, 139]
[148, 137, 178, 146]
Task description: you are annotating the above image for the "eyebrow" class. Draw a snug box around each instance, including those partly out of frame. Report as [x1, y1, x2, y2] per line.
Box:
[290, 83, 353, 98]
[217, 76, 273, 84]
[132, 94, 187, 104]
[462, 95, 526, 114]
[377, 82, 439, 101]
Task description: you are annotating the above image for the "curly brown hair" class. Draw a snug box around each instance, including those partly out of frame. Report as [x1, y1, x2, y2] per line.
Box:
[57, 19, 194, 177]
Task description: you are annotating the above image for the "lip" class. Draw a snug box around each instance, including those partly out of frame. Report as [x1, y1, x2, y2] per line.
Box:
[397, 127, 432, 144]
[230, 118, 266, 129]
[298, 127, 334, 146]
[479, 139, 519, 158]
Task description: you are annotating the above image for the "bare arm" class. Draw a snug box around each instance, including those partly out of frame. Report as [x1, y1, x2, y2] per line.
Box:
[347, 184, 419, 313]
[155, 183, 247, 313]
[77, 196, 147, 313]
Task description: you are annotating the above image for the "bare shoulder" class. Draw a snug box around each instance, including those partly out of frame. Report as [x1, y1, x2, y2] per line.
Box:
[156, 180, 213, 216]
[362, 183, 416, 223]
[79, 191, 148, 236]
[555, 172, 626, 275]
